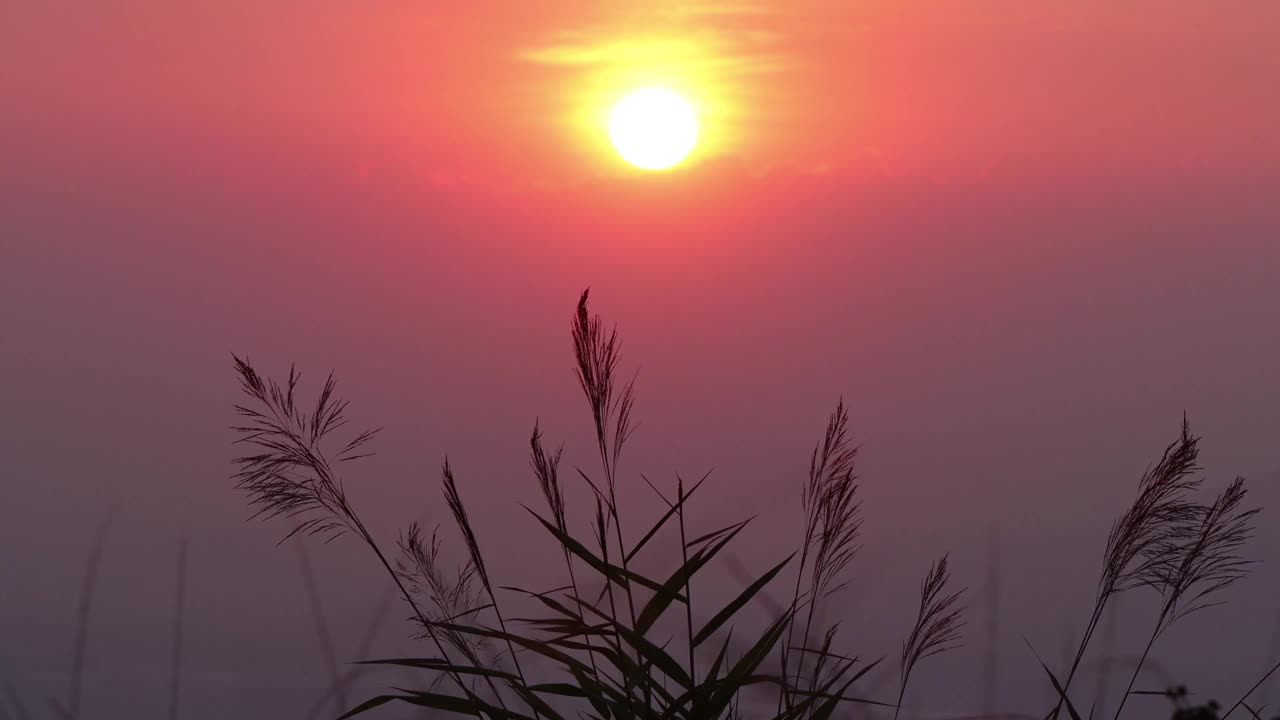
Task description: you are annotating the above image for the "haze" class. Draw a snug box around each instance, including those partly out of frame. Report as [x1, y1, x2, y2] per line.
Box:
[2, 2, 1279, 719]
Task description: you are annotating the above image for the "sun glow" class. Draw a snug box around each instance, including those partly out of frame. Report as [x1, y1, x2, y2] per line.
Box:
[609, 88, 699, 170]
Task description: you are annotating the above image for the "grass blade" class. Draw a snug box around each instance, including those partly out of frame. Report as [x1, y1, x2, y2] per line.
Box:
[1027, 640, 1083, 720]
[694, 554, 794, 647]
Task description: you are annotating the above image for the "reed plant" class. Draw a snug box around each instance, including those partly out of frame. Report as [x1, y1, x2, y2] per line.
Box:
[227, 289, 1271, 720]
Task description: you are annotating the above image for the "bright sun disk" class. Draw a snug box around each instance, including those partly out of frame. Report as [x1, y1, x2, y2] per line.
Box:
[609, 88, 698, 170]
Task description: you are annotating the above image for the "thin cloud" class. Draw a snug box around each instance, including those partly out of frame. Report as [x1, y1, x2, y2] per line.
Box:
[519, 28, 795, 77]
[662, 2, 780, 19]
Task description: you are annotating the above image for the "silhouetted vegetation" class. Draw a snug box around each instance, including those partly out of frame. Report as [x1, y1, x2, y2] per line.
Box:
[222, 290, 1275, 720]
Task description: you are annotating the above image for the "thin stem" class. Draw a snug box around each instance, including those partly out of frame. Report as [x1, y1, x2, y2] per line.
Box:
[799, 580, 825, 717]
[303, 583, 397, 720]
[1221, 659, 1280, 720]
[297, 541, 346, 715]
[167, 537, 188, 720]
[1111, 614, 1164, 720]
[599, 437, 646, 689]
[2, 680, 30, 720]
[591, 397, 648, 703]
[676, 477, 698, 711]
[354, 519, 483, 705]
[486, 597, 536, 718]
[67, 509, 113, 720]
[1050, 599, 1108, 720]
[595, 501, 636, 708]
[779, 513, 819, 714]
[557, 539, 601, 680]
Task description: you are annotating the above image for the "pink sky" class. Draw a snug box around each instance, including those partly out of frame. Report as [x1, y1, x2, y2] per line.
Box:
[3, 2, 1280, 718]
[5, 1, 1279, 189]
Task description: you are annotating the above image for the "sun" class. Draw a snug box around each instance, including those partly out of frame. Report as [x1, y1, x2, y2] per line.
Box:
[609, 88, 699, 171]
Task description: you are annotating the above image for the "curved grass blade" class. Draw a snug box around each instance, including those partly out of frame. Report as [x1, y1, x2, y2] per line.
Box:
[707, 612, 793, 716]
[526, 509, 673, 596]
[694, 554, 794, 647]
[338, 689, 537, 720]
[635, 522, 753, 635]
[1027, 640, 1083, 720]
[1222, 659, 1280, 720]
[356, 658, 520, 682]
[625, 473, 711, 563]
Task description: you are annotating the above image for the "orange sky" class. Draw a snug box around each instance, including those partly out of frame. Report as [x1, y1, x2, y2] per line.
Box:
[5, 1, 1279, 194]
[4, 4, 1280, 717]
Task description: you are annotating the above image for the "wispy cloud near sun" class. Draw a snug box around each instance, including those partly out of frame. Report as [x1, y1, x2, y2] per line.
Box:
[515, 4, 801, 171]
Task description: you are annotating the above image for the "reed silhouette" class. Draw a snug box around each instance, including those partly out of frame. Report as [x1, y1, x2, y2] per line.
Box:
[224, 289, 1274, 720]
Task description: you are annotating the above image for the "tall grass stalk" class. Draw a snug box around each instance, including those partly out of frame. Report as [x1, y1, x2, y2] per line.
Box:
[298, 541, 347, 714]
[303, 582, 397, 720]
[230, 357, 480, 703]
[219, 289, 1267, 720]
[1034, 420, 1261, 720]
[982, 526, 1002, 719]
[167, 536, 188, 720]
[229, 290, 942, 720]
[2, 680, 30, 720]
[896, 555, 966, 720]
[1049, 420, 1207, 718]
[60, 508, 114, 720]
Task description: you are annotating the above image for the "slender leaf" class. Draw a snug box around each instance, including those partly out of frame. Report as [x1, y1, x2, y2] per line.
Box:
[694, 554, 794, 647]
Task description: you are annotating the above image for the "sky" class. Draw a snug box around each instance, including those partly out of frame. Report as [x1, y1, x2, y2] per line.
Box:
[3, 2, 1280, 719]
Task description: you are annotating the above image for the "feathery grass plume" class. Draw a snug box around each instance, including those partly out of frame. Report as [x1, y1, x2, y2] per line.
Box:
[440, 458, 538, 714]
[1050, 418, 1205, 717]
[531, 423, 567, 533]
[571, 288, 637, 483]
[1149, 476, 1258, 626]
[780, 399, 863, 710]
[530, 422, 603, 678]
[897, 554, 966, 720]
[231, 359, 378, 543]
[572, 289, 647, 702]
[391, 519, 518, 714]
[570, 289, 637, 581]
[1100, 418, 1204, 598]
[807, 401, 863, 602]
[1112, 476, 1259, 720]
[239, 292, 908, 720]
[394, 522, 491, 669]
[230, 356, 476, 700]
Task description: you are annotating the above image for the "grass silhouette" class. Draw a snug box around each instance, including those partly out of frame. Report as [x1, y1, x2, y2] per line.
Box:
[225, 289, 1274, 720]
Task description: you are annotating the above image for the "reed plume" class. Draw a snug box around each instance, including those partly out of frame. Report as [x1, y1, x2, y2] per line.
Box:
[394, 522, 490, 668]
[1111, 476, 1259, 720]
[440, 459, 537, 710]
[224, 293, 1272, 720]
[230, 359, 377, 544]
[897, 554, 967, 720]
[1050, 418, 1205, 717]
[229, 356, 477, 702]
[781, 399, 864, 710]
